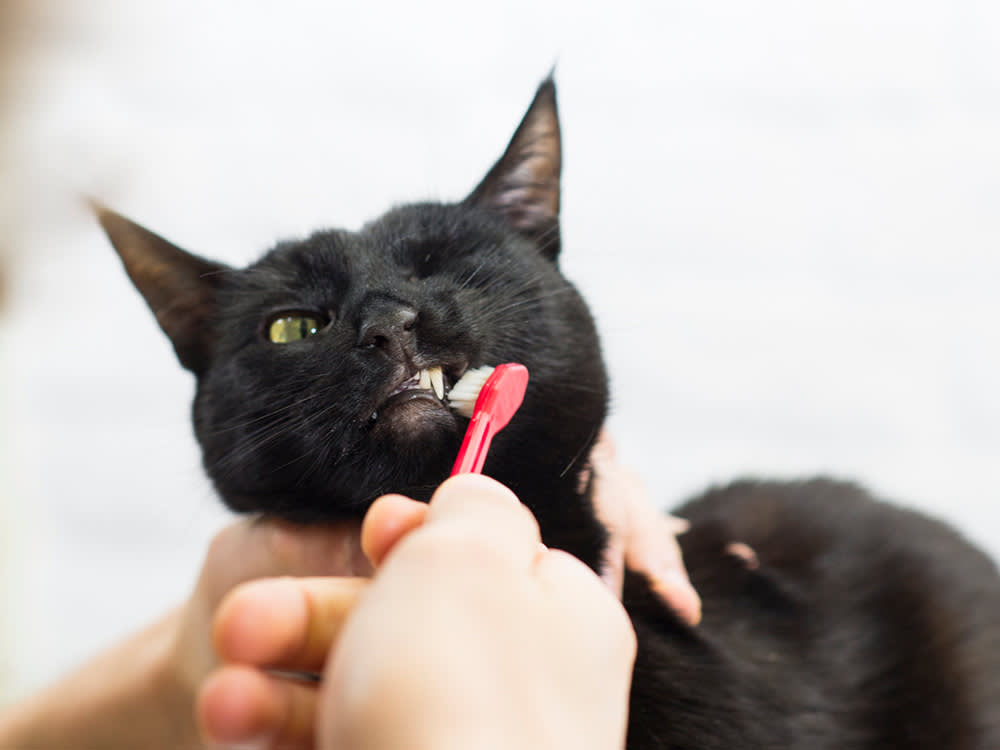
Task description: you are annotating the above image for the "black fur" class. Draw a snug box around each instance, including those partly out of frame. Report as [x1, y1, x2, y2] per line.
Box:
[629, 479, 1000, 748]
[97, 78, 1000, 748]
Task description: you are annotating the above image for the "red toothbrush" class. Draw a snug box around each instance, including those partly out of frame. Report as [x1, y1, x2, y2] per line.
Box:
[447, 363, 530, 475]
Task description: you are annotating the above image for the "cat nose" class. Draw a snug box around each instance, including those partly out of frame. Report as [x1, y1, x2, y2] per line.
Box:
[356, 302, 419, 362]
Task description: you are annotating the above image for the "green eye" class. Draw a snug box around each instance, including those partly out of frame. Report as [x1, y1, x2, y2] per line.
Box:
[268, 314, 323, 343]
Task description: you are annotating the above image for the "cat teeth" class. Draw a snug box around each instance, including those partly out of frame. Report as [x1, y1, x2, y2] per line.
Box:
[414, 366, 445, 401]
[429, 367, 445, 401]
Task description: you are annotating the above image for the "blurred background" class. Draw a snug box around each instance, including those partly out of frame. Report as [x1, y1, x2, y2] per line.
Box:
[2, 0, 998, 703]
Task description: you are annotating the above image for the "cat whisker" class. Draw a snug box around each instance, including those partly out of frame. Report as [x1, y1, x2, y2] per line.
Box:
[203, 389, 331, 436]
[211, 402, 334, 470]
[212, 422, 300, 474]
[558, 425, 600, 479]
[531, 221, 561, 250]
[480, 287, 575, 318]
[294, 439, 340, 489]
[269, 451, 315, 478]
[456, 258, 491, 291]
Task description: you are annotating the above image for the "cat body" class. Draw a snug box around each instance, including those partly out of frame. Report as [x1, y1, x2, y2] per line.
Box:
[97, 79, 1000, 748]
[629, 479, 1000, 748]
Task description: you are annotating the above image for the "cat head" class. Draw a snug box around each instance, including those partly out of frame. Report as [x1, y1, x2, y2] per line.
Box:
[95, 78, 609, 560]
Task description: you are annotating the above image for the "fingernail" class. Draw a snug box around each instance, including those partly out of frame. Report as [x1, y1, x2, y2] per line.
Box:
[243, 578, 305, 613]
[669, 517, 691, 535]
[440, 473, 518, 504]
[210, 739, 271, 750]
[725, 542, 760, 570]
[217, 580, 306, 663]
[651, 570, 702, 627]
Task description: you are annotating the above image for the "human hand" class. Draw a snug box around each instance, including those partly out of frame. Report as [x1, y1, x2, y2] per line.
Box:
[322, 474, 637, 750]
[195, 499, 427, 748]
[168, 517, 372, 740]
[197, 435, 696, 748]
[199, 476, 637, 750]
[590, 431, 701, 626]
[0, 516, 373, 750]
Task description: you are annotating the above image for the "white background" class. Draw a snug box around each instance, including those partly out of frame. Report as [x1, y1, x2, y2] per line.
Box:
[2, 0, 998, 701]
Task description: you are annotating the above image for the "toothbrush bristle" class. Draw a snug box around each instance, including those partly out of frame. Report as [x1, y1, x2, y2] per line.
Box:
[447, 366, 496, 417]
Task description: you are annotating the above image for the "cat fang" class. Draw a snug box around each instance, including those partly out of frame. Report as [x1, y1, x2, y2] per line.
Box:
[369, 365, 458, 438]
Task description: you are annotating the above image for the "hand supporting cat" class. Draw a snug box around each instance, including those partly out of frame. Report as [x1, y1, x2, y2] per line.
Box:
[0, 439, 696, 750]
[195, 437, 697, 750]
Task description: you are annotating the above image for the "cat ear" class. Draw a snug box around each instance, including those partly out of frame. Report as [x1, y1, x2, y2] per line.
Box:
[465, 76, 562, 260]
[91, 202, 229, 374]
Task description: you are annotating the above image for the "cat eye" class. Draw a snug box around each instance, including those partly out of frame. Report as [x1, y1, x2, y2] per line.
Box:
[267, 313, 325, 343]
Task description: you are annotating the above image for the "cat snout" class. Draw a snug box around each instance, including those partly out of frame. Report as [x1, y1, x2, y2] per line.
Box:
[356, 301, 419, 362]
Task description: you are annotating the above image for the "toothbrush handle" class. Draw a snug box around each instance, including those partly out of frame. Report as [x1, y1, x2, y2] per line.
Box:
[451, 413, 495, 475]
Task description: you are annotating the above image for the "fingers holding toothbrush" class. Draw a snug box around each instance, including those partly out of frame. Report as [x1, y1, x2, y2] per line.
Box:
[198, 434, 700, 748]
[199, 474, 636, 750]
[321, 473, 635, 750]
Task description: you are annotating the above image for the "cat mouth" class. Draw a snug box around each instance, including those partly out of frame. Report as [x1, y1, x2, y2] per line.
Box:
[369, 362, 468, 424]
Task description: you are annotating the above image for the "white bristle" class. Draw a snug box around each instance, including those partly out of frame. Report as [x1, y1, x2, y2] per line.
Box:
[447, 365, 495, 417]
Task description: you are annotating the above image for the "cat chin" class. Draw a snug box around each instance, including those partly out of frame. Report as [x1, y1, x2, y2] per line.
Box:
[221, 492, 368, 522]
[368, 391, 458, 444]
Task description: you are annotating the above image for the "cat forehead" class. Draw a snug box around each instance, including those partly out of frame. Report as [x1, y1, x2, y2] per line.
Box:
[249, 203, 516, 276]
[363, 202, 514, 248]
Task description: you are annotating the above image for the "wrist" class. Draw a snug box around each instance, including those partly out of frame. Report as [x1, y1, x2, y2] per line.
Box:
[152, 607, 206, 749]
[0, 607, 203, 750]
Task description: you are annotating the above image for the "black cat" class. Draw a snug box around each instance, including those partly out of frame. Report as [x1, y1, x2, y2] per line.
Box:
[96, 79, 1000, 749]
